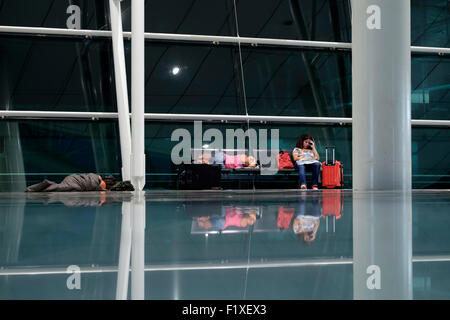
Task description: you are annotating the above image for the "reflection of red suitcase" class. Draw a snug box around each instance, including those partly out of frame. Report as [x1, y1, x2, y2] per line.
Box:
[321, 146, 344, 189]
[322, 190, 343, 219]
[322, 190, 343, 233]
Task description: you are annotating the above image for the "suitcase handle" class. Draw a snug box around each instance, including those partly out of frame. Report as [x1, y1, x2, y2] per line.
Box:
[325, 146, 335, 165]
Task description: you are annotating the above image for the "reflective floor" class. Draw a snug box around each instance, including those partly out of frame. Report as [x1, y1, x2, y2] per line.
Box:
[0, 189, 449, 300]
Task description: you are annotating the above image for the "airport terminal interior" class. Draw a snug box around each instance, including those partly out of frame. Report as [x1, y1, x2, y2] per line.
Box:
[0, 0, 449, 300]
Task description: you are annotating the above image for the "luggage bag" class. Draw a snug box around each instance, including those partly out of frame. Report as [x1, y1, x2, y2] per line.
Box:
[179, 164, 222, 190]
[321, 146, 344, 189]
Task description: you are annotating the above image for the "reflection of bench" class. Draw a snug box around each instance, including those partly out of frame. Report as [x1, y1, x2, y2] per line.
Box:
[186, 204, 280, 234]
[188, 195, 344, 235]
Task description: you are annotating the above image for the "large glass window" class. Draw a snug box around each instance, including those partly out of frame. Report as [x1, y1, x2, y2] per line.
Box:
[0, 36, 116, 112]
[241, 47, 351, 117]
[0, 120, 120, 192]
[0, 1, 449, 191]
[2, 120, 450, 191]
[412, 54, 450, 120]
[0, 1, 105, 30]
[122, 0, 238, 36]
[411, 0, 450, 47]
[412, 127, 450, 188]
[136, 42, 247, 115]
[236, 0, 351, 42]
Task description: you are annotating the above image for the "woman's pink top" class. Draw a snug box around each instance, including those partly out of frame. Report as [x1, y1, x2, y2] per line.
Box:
[224, 154, 244, 169]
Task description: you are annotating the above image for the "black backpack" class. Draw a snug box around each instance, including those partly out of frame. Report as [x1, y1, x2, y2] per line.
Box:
[110, 181, 135, 191]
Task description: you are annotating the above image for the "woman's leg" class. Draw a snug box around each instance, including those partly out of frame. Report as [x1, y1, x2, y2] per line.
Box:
[26, 179, 53, 192]
[297, 164, 306, 187]
[311, 162, 321, 187]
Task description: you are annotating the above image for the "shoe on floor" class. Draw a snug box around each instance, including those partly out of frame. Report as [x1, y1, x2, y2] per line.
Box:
[300, 184, 307, 190]
[312, 186, 319, 190]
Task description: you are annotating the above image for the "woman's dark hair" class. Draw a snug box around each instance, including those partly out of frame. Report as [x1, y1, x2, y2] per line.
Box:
[296, 233, 313, 247]
[296, 134, 314, 148]
[103, 176, 117, 190]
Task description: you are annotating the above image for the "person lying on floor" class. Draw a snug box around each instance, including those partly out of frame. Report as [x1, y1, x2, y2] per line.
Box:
[26, 174, 117, 192]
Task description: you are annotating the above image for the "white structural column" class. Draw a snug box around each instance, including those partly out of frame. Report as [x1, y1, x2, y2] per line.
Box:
[351, 0, 411, 191]
[110, 0, 132, 181]
[115, 201, 132, 300]
[131, 191, 146, 300]
[353, 192, 413, 299]
[131, 0, 146, 190]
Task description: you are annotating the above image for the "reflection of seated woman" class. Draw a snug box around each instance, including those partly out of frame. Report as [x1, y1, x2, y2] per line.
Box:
[292, 134, 321, 190]
[293, 194, 321, 246]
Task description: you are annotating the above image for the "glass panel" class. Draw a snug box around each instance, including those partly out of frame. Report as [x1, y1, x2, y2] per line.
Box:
[412, 127, 450, 188]
[145, 122, 250, 189]
[411, 0, 450, 47]
[412, 54, 450, 120]
[121, 0, 238, 36]
[0, 1, 105, 30]
[137, 42, 247, 115]
[0, 36, 117, 112]
[0, 0, 238, 36]
[241, 47, 351, 117]
[0, 120, 121, 192]
[248, 123, 352, 188]
[236, 0, 351, 42]
[1, 120, 449, 191]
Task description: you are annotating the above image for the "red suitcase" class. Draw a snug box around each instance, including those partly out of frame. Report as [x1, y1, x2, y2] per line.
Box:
[321, 146, 344, 189]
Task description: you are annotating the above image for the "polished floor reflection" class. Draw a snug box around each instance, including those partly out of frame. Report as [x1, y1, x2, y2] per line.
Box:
[0, 189, 449, 300]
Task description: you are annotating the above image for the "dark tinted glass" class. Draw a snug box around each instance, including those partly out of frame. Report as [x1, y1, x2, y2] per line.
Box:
[0, 120, 121, 192]
[241, 47, 351, 117]
[411, 0, 450, 47]
[412, 127, 450, 188]
[0, 0, 238, 36]
[0, 36, 117, 112]
[121, 0, 238, 36]
[0, 0, 106, 30]
[236, 0, 351, 42]
[136, 42, 247, 115]
[1, 120, 449, 190]
[412, 54, 450, 120]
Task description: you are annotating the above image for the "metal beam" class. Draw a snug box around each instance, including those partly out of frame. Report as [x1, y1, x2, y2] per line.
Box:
[1, 25, 450, 54]
[0, 255, 449, 276]
[1, 110, 450, 127]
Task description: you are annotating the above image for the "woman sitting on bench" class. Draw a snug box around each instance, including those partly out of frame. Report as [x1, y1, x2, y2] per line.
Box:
[293, 134, 321, 190]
